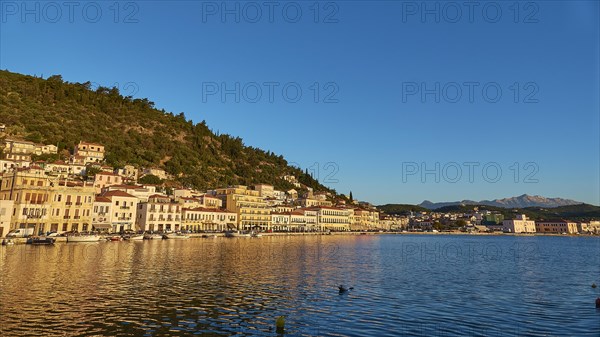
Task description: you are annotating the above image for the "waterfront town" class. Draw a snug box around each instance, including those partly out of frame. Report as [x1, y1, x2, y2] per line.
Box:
[0, 135, 599, 239]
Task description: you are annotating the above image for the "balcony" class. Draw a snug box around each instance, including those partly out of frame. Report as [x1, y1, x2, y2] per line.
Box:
[120, 206, 130, 210]
[65, 202, 73, 206]
[75, 202, 82, 206]
[74, 216, 81, 219]
[63, 216, 71, 219]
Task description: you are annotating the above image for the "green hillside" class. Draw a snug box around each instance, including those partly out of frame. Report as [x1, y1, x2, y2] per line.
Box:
[0, 70, 337, 196]
[379, 203, 600, 220]
[376, 204, 429, 214]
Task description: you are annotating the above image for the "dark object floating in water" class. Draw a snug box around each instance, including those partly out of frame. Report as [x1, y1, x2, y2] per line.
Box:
[26, 237, 56, 245]
[275, 316, 285, 333]
[338, 285, 354, 293]
[596, 297, 600, 308]
[592, 283, 597, 288]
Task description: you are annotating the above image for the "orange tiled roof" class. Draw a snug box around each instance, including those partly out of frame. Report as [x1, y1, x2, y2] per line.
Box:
[95, 196, 111, 203]
[101, 190, 137, 198]
[78, 141, 104, 147]
[108, 184, 143, 189]
[184, 207, 233, 213]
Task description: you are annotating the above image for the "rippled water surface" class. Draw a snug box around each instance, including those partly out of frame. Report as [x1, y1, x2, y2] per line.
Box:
[1, 235, 599, 336]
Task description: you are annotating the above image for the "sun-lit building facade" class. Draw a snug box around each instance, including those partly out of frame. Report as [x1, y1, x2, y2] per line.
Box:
[181, 207, 237, 232]
[137, 194, 181, 232]
[215, 185, 271, 231]
[502, 214, 536, 233]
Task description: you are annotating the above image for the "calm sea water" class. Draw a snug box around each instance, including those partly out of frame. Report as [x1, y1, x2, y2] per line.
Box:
[0, 235, 599, 336]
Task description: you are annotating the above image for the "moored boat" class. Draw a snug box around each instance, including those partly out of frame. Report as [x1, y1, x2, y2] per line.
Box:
[144, 232, 164, 240]
[163, 232, 190, 239]
[225, 231, 251, 238]
[1, 238, 15, 245]
[27, 237, 56, 245]
[67, 234, 101, 243]
[125, 234, 144, 241]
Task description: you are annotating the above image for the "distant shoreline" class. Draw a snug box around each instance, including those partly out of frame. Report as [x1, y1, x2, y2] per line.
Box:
[317, 231, 600, 237]
[3, 231, 598, 244]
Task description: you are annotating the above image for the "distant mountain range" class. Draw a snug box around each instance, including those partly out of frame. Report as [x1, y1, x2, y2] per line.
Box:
[418, 194, 582, 210]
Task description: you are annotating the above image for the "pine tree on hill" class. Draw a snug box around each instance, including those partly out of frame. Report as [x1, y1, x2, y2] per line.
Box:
[0, 70, 338, 196]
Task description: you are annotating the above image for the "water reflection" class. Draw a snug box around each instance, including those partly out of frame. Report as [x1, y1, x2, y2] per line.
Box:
[0, 235, 599, 336]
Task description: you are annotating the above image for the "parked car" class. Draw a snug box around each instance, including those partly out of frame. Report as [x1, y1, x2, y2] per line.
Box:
[6, 228, 34, 238]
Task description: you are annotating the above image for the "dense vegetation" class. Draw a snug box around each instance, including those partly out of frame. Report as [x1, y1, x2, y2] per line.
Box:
[378, 203, 600, 220]
[377, 204, 429, 215]
[518, 204, 600, 221]
[0, 70, 337, 196]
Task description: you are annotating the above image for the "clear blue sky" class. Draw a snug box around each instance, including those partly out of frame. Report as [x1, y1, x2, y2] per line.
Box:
[1, 1, 598, 205]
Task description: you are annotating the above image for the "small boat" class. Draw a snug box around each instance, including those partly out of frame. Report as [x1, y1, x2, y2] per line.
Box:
[1, 238, 15, 245]
[67, 234, 101, 243]
[108, 236, 123, 241]
[225, 231, 251, 238]
[250, 232, 263, 238]
[163, 232, 190, 239]
[27, 237, 56, 245]
[201, 234, 217, 238]
[144, 233, 164, 240]
[124, 234, 144, 241]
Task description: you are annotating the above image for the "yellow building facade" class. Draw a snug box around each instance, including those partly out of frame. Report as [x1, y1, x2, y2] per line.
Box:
[0, 167, 95, 234]
[215, 185, 271, 231]
[309, 206, 353, 232]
